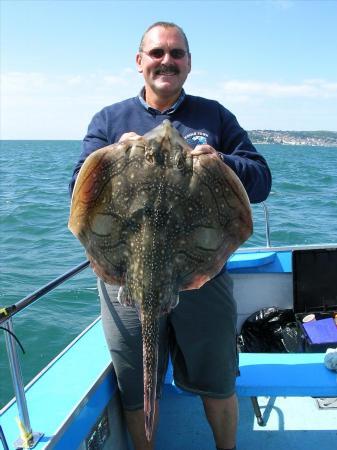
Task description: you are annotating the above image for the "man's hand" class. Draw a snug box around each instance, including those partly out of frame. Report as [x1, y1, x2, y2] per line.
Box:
[118, 132, 142, 142]
[191, 144, 224, 162]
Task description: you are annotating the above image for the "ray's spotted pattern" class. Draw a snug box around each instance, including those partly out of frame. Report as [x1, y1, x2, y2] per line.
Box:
[69, 120, 252, 440]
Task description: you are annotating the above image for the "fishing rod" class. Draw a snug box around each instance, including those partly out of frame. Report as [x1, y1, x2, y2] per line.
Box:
[0, 259, 91, 449]
[0, 260, 90, 326]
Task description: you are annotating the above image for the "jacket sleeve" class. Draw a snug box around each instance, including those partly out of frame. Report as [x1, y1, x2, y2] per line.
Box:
[69, 110, 109, 195]
[219, 110, 272, 204]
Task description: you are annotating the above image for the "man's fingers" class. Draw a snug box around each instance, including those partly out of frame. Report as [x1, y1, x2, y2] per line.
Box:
[191, 144, 218, 157]
[119, 132, 141, 142]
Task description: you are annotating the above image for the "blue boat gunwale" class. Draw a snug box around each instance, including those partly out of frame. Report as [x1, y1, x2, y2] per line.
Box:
[228, 249, 291, 273]
[1, 317, 102, 415]
[0, 318, 116, 449]
[49, 364, 115, 450]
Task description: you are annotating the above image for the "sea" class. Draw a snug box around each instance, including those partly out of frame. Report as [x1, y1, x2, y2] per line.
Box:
[1, 140, 337, 408]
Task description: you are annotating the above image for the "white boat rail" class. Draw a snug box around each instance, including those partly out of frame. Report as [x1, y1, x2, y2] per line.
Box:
[262, 202, 271, 247]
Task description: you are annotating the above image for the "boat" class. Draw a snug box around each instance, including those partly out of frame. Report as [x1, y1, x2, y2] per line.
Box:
[1, 204, 336, 450]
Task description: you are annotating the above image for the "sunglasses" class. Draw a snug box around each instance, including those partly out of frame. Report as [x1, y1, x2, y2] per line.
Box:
[142, 48, 188, 60]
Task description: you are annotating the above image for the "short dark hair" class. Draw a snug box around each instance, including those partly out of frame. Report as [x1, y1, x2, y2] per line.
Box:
[139, 21, 190, 54]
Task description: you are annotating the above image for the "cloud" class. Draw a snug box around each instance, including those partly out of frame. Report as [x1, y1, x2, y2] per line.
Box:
[185, 76, 337, 131]
[217, 79, 337, 99]
[254, 0, 294, 12]
[0, 71, 142, 139]
[268, 0, 294, 10]
[1, 71, 337, 138]
[1, 70, 139, 98]
[1, 72, 49, 94]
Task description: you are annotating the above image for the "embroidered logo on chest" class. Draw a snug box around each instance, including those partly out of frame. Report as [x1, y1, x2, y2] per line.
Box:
[184, 131, 209, 147]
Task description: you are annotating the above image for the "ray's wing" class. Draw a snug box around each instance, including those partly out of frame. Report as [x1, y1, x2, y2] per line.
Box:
[69, 142, 133, 285]
[177, 153, 253, 290]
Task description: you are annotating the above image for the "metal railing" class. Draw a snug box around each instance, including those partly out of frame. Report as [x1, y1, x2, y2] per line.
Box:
[0, 260, 90, 449]
[262, 202, 271, 247]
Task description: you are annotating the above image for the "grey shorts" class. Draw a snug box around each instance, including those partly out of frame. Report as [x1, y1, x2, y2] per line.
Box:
[98, 272, 238, 411]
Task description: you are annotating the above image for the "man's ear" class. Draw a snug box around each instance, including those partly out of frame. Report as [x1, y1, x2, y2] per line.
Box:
[136, 53, 143, 73]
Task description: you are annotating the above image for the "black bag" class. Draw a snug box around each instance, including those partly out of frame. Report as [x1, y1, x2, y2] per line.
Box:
[238, 307, 301, 353]
[292, 248, 337, 352]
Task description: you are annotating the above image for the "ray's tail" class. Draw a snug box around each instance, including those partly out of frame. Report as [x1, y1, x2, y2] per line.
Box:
[141, 313, 159, 441]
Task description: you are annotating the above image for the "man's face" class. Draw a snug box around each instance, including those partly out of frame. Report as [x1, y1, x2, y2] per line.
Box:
[136, 26, 191, 102]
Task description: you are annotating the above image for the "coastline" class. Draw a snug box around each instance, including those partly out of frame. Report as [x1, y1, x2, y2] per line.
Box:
[248, 130, 337, 147]
[1, 131, 337, 147]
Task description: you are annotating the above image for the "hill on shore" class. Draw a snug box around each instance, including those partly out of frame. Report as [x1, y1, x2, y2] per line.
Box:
[248, 130, 337, 147]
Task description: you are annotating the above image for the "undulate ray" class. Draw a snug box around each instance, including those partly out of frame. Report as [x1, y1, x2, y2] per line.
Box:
[68, 120, 253, 440]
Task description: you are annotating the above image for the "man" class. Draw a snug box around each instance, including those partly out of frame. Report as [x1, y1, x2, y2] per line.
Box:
[70, 22, 271, 450]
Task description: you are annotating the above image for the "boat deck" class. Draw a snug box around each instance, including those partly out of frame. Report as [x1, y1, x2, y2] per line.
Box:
[2, 247, 337, 449]
[1, 315, 337, 450]
[157, 385, 337, 450]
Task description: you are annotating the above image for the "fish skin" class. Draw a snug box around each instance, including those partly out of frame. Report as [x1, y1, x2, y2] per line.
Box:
[69, 120, 252, 440]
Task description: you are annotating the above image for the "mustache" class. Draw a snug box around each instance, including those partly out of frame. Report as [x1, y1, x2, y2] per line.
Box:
[154, 64, 180, 75]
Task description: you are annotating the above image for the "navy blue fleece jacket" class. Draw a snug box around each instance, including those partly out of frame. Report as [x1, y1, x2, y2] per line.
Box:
[69, 93, 271, 203]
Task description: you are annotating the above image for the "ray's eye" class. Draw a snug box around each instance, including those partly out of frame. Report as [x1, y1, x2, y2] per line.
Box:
[125, 218, 140, 232]
[144, 205, 154, 217]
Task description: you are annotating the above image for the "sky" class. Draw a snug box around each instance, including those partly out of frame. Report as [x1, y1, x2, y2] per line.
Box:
[1, 0, 337, 139]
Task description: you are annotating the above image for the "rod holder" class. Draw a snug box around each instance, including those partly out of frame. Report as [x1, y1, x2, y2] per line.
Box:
[3, 318, 43, 449]
[0, 261, 89, 447]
